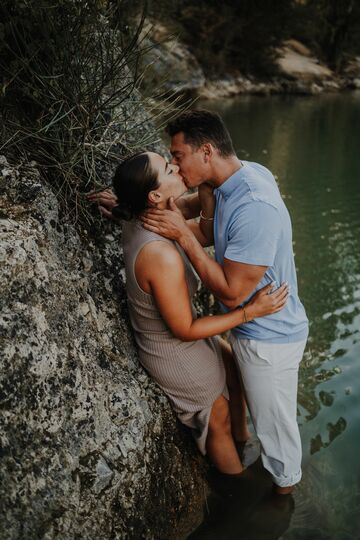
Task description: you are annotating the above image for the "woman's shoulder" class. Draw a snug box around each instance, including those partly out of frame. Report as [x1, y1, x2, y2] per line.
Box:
[136, 239, 185, 283]
[139, 237, 180, 262]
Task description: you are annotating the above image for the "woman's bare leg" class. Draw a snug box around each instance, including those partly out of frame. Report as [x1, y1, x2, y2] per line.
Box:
[219, 337, 251, 443]
[206, 394, 244, 474]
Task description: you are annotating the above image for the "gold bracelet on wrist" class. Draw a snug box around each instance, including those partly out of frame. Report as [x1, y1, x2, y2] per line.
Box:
[200, 209, 214, 221]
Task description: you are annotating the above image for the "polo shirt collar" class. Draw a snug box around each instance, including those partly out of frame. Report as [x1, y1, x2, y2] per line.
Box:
[215, 163, 245, 201]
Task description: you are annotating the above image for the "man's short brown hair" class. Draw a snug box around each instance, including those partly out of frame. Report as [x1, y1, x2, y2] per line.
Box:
[166, 109, 235, 158]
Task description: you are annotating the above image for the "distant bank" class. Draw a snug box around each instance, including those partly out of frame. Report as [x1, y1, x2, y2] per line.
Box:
[140, 21, 360, 99]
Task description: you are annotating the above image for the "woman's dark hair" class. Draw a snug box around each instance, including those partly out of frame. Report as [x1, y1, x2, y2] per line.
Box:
[112, 152, 159, 220]
[166, 109, 235, 158]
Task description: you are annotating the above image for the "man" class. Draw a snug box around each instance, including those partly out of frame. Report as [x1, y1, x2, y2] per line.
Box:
[142, 109, 309, 495]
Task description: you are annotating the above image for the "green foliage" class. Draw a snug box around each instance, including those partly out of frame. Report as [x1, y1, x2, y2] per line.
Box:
[0, 0, 178, 225]
[147, 0, 360, 76]
[151, 0, 294, 76]
[292, 0, 360, 71]
[1, 0, 358, 231]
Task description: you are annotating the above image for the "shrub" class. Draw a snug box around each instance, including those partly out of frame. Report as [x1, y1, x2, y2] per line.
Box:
[0, 0, 180, 226]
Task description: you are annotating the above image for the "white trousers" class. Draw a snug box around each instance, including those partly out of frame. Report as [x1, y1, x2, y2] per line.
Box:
[230, 337, 307, 488]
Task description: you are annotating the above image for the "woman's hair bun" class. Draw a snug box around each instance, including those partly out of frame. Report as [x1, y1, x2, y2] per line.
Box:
[112, 203, 133, 221]
[112, 152, 159, 219]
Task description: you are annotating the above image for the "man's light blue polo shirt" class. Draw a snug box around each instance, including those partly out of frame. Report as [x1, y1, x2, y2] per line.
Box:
[214, 161, 308, 343]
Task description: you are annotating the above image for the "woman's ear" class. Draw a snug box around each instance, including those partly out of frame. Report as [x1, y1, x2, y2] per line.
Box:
[148, 190, 163, 205]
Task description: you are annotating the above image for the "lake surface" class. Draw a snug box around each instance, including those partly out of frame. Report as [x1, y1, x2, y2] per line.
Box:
[191, 92, 360, 539]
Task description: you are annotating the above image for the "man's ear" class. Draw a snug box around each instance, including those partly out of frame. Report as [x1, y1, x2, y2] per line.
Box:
[148, 190, 162, 205]
[202, 143, 213, 163]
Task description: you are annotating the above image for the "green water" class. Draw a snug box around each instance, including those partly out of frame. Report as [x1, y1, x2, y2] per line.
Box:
[193, 92, 360, 539]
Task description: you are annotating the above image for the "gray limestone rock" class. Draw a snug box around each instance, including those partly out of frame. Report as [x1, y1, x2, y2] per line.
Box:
[0, 156, 207, 539]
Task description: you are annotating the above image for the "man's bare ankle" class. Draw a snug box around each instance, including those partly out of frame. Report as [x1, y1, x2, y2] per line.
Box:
[273, 484, 294, 495]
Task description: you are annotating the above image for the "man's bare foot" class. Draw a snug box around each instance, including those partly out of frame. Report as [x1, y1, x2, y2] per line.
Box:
[273, 484, 294, 495]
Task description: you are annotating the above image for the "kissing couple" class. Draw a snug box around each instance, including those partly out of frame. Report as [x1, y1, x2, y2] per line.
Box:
[88, 109, 308, 495]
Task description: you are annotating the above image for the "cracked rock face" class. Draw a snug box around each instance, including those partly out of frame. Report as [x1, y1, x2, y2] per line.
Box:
[0, 156, 206, 539]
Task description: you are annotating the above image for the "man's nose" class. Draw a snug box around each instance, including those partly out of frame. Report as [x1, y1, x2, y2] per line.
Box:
[170, 156, 178, 165]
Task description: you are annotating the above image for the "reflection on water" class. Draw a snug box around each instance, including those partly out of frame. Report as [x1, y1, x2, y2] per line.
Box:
[192, 92, 360, 539]
[189, 461, 295, 540]
[310, 417, 347, 455]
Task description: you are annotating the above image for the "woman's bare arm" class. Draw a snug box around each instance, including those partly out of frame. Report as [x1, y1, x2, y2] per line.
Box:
[135, 241, 288, 342]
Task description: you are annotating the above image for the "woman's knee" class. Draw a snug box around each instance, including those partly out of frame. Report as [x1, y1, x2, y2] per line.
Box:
[219, 338, 242, 393]
[208, 395, 232, 434]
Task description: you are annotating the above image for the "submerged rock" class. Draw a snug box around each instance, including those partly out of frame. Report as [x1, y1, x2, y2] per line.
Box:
[0, 157, 207, 539]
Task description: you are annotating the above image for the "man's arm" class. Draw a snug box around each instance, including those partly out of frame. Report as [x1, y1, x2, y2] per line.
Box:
[175, 192, 201, 219]
[182, 183, 216, 247]
[171, 227, 267, 307]
[142, 202, 268, 307]
[198, 183, 215, 247]
[186, 220, 212, 247]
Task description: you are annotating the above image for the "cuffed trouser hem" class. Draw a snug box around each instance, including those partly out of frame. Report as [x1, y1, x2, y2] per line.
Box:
[272, 469, 302, 488]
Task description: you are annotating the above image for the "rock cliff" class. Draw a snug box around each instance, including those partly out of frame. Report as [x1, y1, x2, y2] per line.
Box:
[0, 155, 207, 539]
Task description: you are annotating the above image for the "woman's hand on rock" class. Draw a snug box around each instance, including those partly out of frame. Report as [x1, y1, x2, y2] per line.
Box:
[86, 189, 119, 221]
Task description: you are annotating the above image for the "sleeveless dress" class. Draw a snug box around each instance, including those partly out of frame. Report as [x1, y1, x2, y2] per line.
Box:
[122, 220, 228, 454]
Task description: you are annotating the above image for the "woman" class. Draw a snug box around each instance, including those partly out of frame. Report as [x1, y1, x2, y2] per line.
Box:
[88, 151, 288, 476]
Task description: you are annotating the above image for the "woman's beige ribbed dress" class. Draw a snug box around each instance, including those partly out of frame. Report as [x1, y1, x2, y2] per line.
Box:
[122, 220, 228, 454]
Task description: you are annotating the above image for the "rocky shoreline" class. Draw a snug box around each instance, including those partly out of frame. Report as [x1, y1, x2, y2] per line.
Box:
[198, 43, 360, 99]
[141, 25, 360, 99]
